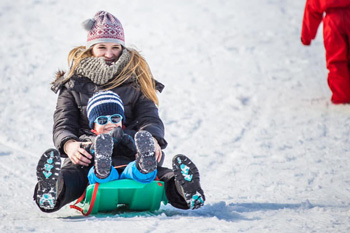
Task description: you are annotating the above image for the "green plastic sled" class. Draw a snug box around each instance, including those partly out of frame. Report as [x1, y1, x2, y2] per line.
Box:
[73, 179, 168, 215]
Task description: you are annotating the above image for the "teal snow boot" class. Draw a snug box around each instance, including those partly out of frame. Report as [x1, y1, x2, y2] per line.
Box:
[36, 148, 61, 210]
[172, 154, 205, 209]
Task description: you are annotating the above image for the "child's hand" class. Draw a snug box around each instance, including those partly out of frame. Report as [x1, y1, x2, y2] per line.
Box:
[64, 140, 93, 166]
[301, 37, 311, 46]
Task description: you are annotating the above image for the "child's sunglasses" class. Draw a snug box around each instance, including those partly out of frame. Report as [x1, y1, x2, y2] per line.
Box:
[94, 114, 123, 126]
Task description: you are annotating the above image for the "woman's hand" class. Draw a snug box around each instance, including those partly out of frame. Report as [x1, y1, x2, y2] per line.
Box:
[64, 140, 93, 166]
[153, 137, 162, 162]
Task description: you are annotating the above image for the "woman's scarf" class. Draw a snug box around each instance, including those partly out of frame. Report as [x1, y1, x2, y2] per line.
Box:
[75, 48, 131, 85]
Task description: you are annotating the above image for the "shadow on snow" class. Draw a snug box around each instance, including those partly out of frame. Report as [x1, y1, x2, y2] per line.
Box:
[59, 200, 319, 222]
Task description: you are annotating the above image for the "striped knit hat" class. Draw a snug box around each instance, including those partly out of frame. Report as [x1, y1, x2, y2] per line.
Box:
[83, 11, 125, 48]
[87, 91, 125, 128]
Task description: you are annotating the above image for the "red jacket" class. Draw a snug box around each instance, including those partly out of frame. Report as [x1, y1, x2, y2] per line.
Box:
[301, 0, 350, 45]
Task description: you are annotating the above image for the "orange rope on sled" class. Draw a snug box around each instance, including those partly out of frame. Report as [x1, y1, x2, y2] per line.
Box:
[70, 183, 100, 216]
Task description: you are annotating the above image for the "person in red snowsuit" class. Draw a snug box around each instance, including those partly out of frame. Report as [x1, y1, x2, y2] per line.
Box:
[301, 0, 350, 104]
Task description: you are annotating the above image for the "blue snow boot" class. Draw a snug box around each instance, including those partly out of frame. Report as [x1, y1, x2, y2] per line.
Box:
[94, 134, 114, 179]
[135, 130, 157, 174]
[172, 154, 205, 210]
[36, 148, 61, 210]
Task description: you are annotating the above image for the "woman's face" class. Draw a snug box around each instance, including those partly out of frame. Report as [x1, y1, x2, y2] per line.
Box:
[92, 42, 123, 65]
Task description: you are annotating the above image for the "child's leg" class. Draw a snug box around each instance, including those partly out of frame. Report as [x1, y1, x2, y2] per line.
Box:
[323, 10, 350, 104]
[88, 166, 120, 184]
[120, 161, 157, 183]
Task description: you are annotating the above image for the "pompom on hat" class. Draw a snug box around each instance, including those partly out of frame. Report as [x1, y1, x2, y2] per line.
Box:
[83, 11, 125, 48]
[87, 91, 125, 128]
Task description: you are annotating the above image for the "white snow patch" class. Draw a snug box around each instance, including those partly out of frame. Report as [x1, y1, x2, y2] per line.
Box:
[1, 0, 350, 232]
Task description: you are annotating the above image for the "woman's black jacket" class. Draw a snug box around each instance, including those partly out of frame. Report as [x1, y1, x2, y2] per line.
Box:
[52, 75, 167, 158]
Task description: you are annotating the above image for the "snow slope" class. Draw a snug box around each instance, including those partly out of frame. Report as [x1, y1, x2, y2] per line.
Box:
[1, 0, 350, 232]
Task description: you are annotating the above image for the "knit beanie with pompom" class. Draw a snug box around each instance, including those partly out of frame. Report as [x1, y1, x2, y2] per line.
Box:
[82, 11, 125, 48]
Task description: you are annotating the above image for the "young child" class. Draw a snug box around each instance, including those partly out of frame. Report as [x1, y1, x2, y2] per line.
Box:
[301, 0, 350, 104]
[85, 90, 158, 184]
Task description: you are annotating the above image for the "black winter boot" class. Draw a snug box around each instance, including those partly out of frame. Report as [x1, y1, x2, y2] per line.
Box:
[172, 154, 205, 209]
[94, 134, 114, 179]
[135, 130, 157, 173]
[36, 148, 61, 210]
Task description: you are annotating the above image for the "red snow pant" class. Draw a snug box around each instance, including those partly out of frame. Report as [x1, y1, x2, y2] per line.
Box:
[323, 8, 350, 104]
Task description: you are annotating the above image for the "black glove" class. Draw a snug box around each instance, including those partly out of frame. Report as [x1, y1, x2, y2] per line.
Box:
[118, 134, 137, 156]
[109, 127, 124, 145]
[109, 127, 137, 157]
[78, 134, 95, 154]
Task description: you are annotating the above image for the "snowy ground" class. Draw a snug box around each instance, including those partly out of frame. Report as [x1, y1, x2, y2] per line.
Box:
[1, 0, 350, 232]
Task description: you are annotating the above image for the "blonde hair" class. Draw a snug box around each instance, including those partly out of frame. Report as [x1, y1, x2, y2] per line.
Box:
[66, 46, 93, 79]
[62, 46, 159, 106]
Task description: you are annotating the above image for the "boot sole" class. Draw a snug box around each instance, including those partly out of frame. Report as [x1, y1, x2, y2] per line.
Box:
[135, 131, 157, 173]
[94, 134, 114, 178]
[172, 154, 205, 209]
[36, 148, 61, 209]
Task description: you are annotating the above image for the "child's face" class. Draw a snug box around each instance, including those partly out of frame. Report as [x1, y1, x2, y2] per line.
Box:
[93, 114, 123, 134]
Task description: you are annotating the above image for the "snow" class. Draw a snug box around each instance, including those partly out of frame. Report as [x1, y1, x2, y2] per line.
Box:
[1, 0, 350, 232]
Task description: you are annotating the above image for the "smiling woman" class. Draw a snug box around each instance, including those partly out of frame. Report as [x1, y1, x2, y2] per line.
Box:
[92, 43, 123, 65]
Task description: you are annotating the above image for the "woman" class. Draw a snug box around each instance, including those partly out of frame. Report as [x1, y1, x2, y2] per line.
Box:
[33, 11, 205, 212]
